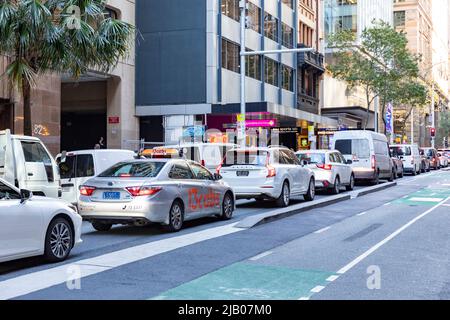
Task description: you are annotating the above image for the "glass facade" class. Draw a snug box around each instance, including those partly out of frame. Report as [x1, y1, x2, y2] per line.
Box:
[324, 0, 358, 40]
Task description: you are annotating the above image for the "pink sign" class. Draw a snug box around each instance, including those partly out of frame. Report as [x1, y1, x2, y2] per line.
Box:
[245, 119, 277, 128]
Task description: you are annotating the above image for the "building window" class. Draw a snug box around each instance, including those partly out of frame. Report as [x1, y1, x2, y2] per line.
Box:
[247, 2, 262, 33]
[282, 23, 294, 48]
[246, 54, 261, 80]
[324, 0, 358, 40]
[222, 38, 240, 73]
[394, 11, 406, 27]
[282, 65, 294, 91]
[264, 12, 279, 43]
[221, 0, 240, 21]
[265, 58, 279, 87]
[281, 0, 293, 9]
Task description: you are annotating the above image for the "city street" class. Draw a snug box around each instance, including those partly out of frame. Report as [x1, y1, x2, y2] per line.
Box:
[0, 169, 448, 300]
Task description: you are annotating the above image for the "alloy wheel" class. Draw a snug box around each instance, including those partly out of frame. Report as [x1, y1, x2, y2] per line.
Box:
[50, 222, 71, 259]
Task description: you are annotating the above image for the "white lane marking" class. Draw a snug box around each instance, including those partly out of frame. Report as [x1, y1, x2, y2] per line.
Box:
[311, 286, 325, 293]
[357, 211, 368, 216]
[314, 227, 331, 234]
[441, 184, 450, 186]
[249, 251, 273, 261]
[337, 196, 450, 275]
[442, 204, 450, 207]
[383, 202, 391, 206]
[0, 223, 243, 300]
[402, 195, 409, 199]
[298, 297, 310, 300]
[326, 275, 339, 282]
[409, 197, 444, 203]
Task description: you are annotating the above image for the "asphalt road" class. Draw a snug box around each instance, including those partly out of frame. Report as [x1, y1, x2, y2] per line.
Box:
[0, 169, 449, 300]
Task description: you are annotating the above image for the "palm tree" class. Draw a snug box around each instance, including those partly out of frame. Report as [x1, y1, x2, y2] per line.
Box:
[0, 0, 134, 135]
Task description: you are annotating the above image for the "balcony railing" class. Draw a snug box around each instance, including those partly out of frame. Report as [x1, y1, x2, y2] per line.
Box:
[297, 45, 325, 72]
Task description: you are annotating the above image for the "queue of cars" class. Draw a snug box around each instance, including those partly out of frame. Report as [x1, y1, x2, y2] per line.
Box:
[1, 129, 449, 264]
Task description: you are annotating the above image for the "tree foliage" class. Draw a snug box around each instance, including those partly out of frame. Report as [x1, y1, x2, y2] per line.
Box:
[0, 0, 135, 135]
[327, 21, 428, 132]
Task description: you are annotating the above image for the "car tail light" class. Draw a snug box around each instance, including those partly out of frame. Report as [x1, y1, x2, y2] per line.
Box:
[80, 186, 96, 196]
[316, 164, 332, 170]
[266, 165, 276, 178]
[371, 155, 376, 170]
[126, 186, 162, 197]
[201, 159, 206, 167]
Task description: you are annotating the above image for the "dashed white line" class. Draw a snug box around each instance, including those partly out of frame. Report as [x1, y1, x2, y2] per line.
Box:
[298, 297, 310, 300]
[326, 275, 340, 282]
[310, 286, 326, 293]
[357, 211, 368, 216]
[336, 196, 450, 275]
[249, 251, 273, 261]
[383, 202, 391, 206]
[314, 227, 331, 234]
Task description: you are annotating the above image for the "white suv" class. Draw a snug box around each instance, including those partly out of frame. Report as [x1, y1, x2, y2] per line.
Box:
[218, 147, 315, 207]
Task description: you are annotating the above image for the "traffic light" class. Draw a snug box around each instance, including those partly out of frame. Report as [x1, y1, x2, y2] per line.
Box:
[430, 127, 436, 137]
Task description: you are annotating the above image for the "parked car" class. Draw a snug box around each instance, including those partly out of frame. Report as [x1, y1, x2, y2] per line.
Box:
[422, 148, 441, 170]
[0, 178, 82, 263]
[389, 144, 421, 176]
[296, 150, 355, 194]
[218, 146, 315, 207]
[143, 143, 238, 171]
[332, 130, 394, 184]
[389, 151, 405, 179]
[56, 149, 136, 205]
[0, 129, 61, 198]
[419, 148, 431, 173]
[79, 159, 235, 232]
[437, 152, 449, 168]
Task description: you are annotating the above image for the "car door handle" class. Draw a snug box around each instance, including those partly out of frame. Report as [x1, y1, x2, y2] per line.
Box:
[28, 173, 34, 177]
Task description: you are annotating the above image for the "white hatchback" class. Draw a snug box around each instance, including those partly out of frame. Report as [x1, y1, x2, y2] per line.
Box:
[0, 178, 82, 263]
[218, 147, 316, 207]
[296, 150, 355, 194]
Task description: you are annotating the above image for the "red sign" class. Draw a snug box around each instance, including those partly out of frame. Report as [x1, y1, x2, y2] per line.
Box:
[246, 119, 277, 128]
[108, 117, 120, 124]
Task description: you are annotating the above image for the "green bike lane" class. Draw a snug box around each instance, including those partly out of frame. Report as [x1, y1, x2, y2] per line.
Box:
[152, 172, 450, 300]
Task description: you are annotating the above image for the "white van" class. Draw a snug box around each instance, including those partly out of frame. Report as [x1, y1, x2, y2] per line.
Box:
[332, 130, 394, 184]
[56, 149, 136, 204]
[148, 143, 238, 171]
[0, 129, 61, 198]
[389, 144, 421, 175]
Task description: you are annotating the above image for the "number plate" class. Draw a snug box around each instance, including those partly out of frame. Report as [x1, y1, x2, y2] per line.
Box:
[103, 192, 121, 200]
[236, 171, 250, 177]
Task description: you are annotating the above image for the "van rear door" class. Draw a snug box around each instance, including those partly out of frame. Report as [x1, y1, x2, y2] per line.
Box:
[0, 130, 16, 185]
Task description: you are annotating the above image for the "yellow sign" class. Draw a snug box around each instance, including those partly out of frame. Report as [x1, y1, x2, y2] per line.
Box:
[237, 114, 246, 122]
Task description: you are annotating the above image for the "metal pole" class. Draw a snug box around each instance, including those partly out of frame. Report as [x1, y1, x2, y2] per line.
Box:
[431, 82, 435, 148]
[374, 96, 379, 132]
[411, 108, 414, 144]
[239, 0, 247, 148]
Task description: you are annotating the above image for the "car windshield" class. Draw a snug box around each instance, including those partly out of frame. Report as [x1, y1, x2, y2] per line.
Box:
[99, 162, 165, 178]
[390, 146, 411, 157]
[297, 153, 325, 164]
[0, 182, 20, 200]
[222, 150, 268, 167]
[335, 139, 370, 159]
[426, 149, 433, 157]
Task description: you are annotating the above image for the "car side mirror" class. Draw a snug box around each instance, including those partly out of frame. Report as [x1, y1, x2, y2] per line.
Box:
[213, 173, 223, 181]
[399, 156, 404, 160]
[60, 151, 67, 163]
[346, 160, 353, 165]
[20, 189, 33, 204]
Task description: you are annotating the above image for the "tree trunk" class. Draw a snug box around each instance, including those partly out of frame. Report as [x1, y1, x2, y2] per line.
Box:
[22, 80, 32, 136]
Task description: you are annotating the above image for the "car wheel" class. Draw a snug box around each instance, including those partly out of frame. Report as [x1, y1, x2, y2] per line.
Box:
[44, 217, 73, 262]
[388, 169, 395, 182]
[371, 171, 380, 185]
[220, 193, 234, 220]
[330, 176, 341, 195]
[399, 169, 404, 178]
[346, 174, 355, 191]
[165, 200, 184, 232]
[276, 181, 290, 208]
[92, 221, 113, 232]
[304, 178, 316, 202]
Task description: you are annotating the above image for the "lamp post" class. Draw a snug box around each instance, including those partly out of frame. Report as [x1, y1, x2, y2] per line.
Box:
[238, 0, 314, 148]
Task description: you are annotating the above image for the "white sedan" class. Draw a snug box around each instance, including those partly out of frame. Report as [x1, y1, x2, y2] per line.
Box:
[0, 179, 82, 263]
[296, 150, 355, 194]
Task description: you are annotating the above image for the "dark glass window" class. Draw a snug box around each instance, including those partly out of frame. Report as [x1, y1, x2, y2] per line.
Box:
[282, 65, 294, 91]
[247, 2, 261, 33]
[264, 12, 279, 42]
[100, 162, 165, 178]
[221, 0, 240, 21]
[246, 53, 261, 80]
[282, 23, 294, 48]
[59, 155, 75, 179]
[76, 155, 95, 178]
[190, 163, 213, 180]
[222, 38, 240, 73]
[265, 58, 279, 87]
[169, 163, 194, 179]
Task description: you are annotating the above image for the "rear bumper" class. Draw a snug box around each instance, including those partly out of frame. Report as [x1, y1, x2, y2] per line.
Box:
[78, 198, 170, 225]
[234, 186, 281, 200]
[352, 168, 377, 181]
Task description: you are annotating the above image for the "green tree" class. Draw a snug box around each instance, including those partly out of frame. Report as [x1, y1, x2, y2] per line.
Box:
[0, 0, 134, 135]
[440, 111, 450, 142]
[327, 21, 427, 132]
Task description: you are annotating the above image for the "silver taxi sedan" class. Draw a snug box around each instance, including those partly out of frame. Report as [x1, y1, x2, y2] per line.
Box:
[78, 159, 235, 232]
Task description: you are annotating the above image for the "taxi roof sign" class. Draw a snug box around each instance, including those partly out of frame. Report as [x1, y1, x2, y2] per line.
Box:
[141, 148, 182, 158]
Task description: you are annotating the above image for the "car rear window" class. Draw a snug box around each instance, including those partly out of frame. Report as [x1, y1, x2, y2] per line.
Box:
[223, 150, 268, 167]
[297, 153, 325, 164]
[335, 139, 370, 159]
[390, 146, 411, 157]
[99, 162, 165, 178]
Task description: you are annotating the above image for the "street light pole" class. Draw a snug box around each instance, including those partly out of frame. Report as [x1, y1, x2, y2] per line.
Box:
[239, 0, 247, 148]
[431, 81, 435, 148]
